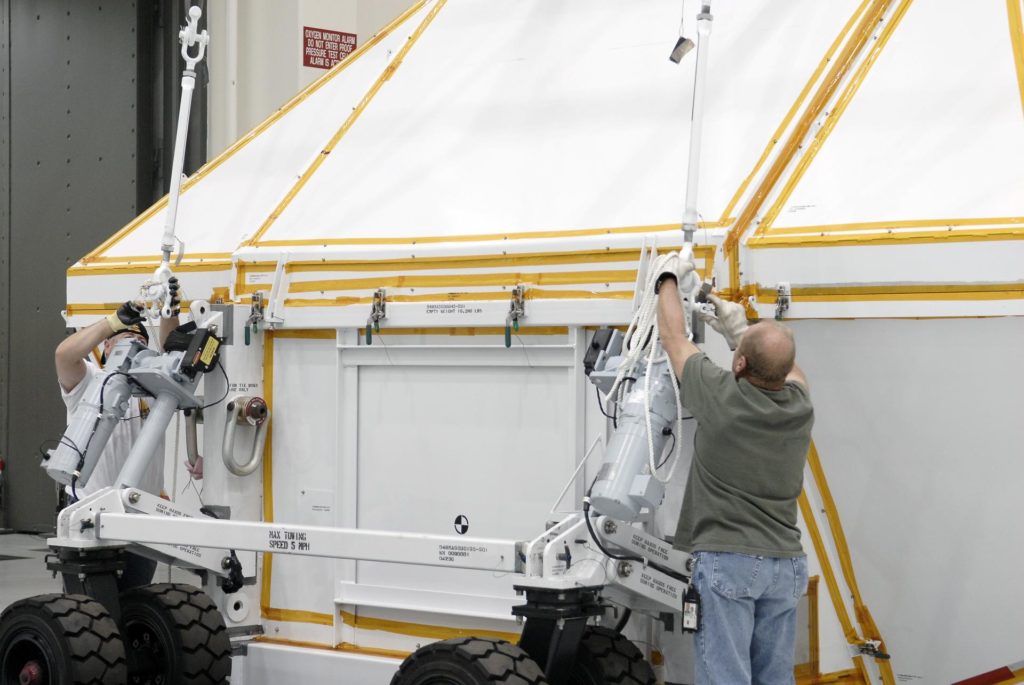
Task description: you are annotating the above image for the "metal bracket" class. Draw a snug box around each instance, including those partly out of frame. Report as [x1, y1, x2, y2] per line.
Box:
[849, 640, 891, 660]
[505, 286, 526, 348]
[775, 282, 791, 320]
[366, 289, 386, 345]
[245, 292, 265, 346]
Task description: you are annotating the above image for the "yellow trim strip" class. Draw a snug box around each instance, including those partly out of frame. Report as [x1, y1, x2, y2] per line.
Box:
[339, 610, 519, 643]
[719, 0, 874, 224]
[358, 326, 568, 337]
[262, 607, 333, 626]
[755, 282, 1024, 303]
[796, 668, 866, 685]
[247, 0, 448, 247]
[260, 332, 276, 619]
[81, 252, 233, 265]
[253, 637, 410, 660]
[254, 221, 728, 249]
[762, 216, 1024, 236]
[807, 442, 895, 684]
[1008, 0, 1024, 118]
[238, 244, 716, 275]
[749, 226, 1024, 248]
[83, 0, 431, 263]
[271, 329, 336, 340]
[759, 0, 915, 232]
[724, 0, 892, 291]
[68, 261, 233, 277]
[284, 289, 635, 308]
[287, 270, 639, 294]
[797, 490, 860, 643]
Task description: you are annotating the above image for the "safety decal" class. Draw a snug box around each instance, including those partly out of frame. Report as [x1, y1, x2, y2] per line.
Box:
[454, 515, 469, 535]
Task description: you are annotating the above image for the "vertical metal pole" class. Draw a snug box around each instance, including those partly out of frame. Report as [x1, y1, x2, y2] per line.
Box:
[681, 4, 713, 248]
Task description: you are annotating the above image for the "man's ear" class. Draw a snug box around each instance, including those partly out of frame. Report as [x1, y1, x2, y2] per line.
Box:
[733, 354, 747, 374]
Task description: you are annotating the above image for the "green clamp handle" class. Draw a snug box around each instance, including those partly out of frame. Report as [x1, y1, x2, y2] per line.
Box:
[504, 318, 512, 348]
[513, 318, 519, 332]
[366, 323, 373, 345]
[244, 325, 251, 346]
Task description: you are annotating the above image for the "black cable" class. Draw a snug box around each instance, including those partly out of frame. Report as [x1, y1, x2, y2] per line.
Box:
[201, 362, 230, 409]
[583, 500, 643, 563]
[595, 385, 615, 421]
[656, 431, 676, 469]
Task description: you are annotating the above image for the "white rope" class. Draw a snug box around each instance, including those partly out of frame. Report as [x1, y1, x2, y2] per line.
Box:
[603, 251, 695, 485]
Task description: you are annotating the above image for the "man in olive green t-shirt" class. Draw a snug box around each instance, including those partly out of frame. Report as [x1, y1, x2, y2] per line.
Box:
[656, 259, 814, 685]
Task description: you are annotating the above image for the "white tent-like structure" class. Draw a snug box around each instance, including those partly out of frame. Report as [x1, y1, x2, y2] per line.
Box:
[65, 1, 1024, 683]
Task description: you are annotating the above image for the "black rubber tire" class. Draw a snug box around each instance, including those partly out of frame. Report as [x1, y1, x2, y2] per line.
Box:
[0, 593, 126, 685]
[119, 583, 230, 685]
[568, 626, 655, 685]
[391, 637, 549, 685]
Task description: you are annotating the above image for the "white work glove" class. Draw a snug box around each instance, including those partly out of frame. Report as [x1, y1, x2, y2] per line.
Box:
[699, 293, 749, 350]
[654, 252, 696, 294]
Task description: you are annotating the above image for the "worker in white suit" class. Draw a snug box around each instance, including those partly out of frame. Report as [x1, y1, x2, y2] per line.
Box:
[656, 257, 813, 685]
[54, 279, 180, 589]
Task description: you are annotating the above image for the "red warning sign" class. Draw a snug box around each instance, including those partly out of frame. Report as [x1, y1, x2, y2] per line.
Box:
[303, 26, 357, 70]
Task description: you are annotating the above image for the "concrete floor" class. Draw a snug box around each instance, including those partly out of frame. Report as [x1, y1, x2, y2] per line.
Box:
[0, 533, 62, 611]
[0, 532, 195, 613]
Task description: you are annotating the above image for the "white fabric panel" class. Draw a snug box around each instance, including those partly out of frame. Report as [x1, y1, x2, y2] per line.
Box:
[793, 317, 1024, 682]
[100, 4, 430, 258]
[773, 0, 1024, 228]
[268, 337, 340, 619]
[260, 0, 860, 244]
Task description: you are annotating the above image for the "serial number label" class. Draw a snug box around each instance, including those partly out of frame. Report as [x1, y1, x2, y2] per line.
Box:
[640, 571, 679, 600]
[425, 303, 483, 316]
[268, 529, 312, 552]
[631, 533, 671, 562]
[438, 543, 488, 563]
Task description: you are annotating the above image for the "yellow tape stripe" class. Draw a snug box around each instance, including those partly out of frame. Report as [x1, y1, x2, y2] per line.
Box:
[806, 442, 895, 684]
[796, 668, 867, 685]
[359, 326, 568, 337]
[797, 490, 860, 643]
[271, 330, 336, 340]
[237, 244, 716, 274]
[724, 0, 892, 286]
[1008, 0, 1024, 118]
[260, 332, 276, 618]
[253, 637, 410, 660]
[760, 0, 914, 232]
[339, 610, 519, 643]
[254, 221, 728, 248]
[81, 252, 233, 265]
[762, 216, 1024, 236]
[262, 607, 333, 626]
[755, 282, 1024, 303]
[68, 261, 233, 277]
[284, 289, 635, 308]
[287, 269, 639, 294]
[83, 1, 431, 263]
[749, 226, 1024, 248]
[719, 0, 874, 224]
[247, 1, 447, 247]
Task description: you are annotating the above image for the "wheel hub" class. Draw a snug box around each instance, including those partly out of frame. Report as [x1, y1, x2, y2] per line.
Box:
[18, 660, 43, 685]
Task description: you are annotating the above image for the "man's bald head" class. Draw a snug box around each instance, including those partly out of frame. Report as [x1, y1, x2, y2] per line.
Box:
[734, 321, 796, 387]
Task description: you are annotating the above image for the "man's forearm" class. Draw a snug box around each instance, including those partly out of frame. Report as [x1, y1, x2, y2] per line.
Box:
[159, 314, 180, 350]
[657, 279, 700, 380]
[56, 319, 112, 391]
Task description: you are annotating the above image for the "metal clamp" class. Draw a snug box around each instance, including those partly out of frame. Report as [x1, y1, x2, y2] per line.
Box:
[366, 289, 386, 345]
[775, 282, 791, 320]
[505, 286, 526, 348]
[245, 292, 265, 345]
[850, 640, 891, 660]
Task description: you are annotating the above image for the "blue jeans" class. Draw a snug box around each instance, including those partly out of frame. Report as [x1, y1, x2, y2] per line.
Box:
[692, 551, 808, 685]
